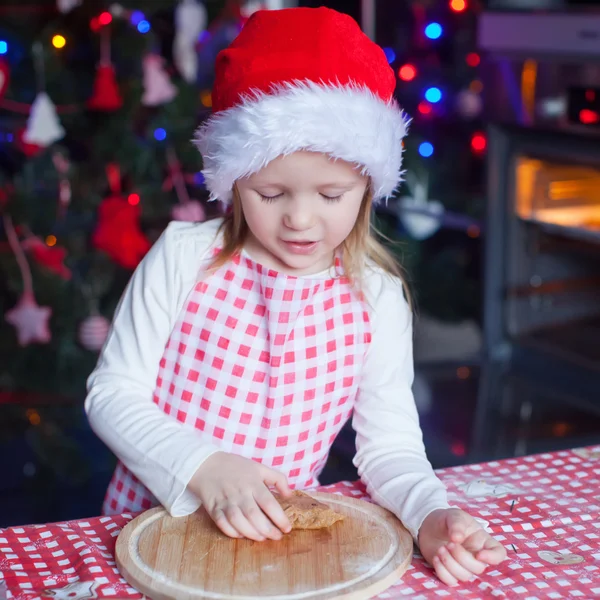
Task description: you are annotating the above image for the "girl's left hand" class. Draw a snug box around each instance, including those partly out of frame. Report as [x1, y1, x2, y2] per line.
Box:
[418, 508, 507, 587]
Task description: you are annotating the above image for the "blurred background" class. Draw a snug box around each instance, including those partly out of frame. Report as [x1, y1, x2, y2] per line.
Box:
[1, 0, 599, 527]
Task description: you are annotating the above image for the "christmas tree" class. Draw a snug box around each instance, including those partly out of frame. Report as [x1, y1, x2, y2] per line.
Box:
[1, 0, 487, 398]
[0, 0, 246, 397]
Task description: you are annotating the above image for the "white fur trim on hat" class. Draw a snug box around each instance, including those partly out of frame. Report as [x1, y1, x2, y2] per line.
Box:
[193, 80, 410, 204]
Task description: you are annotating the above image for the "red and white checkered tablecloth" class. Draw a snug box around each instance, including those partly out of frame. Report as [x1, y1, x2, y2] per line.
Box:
[1, 446, 600, 600]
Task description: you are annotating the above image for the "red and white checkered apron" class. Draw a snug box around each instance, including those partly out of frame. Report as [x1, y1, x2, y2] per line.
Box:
[103, 250, 371, 514]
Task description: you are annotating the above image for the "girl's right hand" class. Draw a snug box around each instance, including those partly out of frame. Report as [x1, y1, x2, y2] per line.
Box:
[188, 451, 293, 542]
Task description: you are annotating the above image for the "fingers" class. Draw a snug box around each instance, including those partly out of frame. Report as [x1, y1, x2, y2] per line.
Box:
[436, 545, 474, 583]
[445, 510, 470, 544]
[476, 540, 507, 565]
[211, 508, 242, 539]
[446, 542, 487, 575]
[432, 555, 458, 587]
[254, 486, 292, 534]
[224, 503, 268, 542]
[261, 466, 292, 497]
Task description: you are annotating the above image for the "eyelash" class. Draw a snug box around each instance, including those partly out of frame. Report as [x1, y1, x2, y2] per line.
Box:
[258, 194, 344, 203]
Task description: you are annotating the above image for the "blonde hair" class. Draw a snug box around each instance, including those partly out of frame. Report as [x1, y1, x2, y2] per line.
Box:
[207, 184, 412, 309]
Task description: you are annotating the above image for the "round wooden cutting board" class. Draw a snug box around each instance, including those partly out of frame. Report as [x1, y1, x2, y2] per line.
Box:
[115, 492, 413, 600]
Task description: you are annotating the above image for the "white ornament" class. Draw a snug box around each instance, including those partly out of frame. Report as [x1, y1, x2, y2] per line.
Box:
[396, 172, 444, 240]
[174, 0, 207, 83]
[457, 479, 523, 499]
[456, 88, 483, 119]
[78, 315, 110, 352]
[5, 291, 52, 347]
[538, 551, 584, 566]
[41, 580, 98, 599]
[171, 199, 205, 222]
[141, 54, 178, 107]
[56, 0, 82, 13]
[23, 92, 65, 147]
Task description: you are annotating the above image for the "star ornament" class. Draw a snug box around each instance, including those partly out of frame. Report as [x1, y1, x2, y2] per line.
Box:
[5, 291, 52, 346]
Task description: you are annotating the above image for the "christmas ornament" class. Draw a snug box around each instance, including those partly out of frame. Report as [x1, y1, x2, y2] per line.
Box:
[0, 58, 10, 100]
[88, 27, 123, 111]
[3, 215, 52, 347]
[5, 291, 52, 347]
[396, 172, 444, 240]
[56, 0, 82, 13]
[174, 0, 207, 83]
[78, 314, 110, 352]
[92, 195, 151, 269]
[22, 235, 71, 280]
[88, 65, 122, 111]
[16, 127, 43, 157]
[142, 54, 178, 106]
[171, 200, 205, 222]
[23, 92, 65, 147]
[456, 88, 483, 119]
[40, 580, 98, 599]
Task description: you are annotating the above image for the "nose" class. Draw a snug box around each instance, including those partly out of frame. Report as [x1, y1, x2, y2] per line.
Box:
[283, 197, 314, 231]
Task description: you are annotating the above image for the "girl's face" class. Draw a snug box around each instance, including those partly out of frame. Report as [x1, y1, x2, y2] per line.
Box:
[236, 151, 368, 276]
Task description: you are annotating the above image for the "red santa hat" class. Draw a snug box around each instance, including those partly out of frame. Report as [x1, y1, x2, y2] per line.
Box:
[194, 7, 409, 204]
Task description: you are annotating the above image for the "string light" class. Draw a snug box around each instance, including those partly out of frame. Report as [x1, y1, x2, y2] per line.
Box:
[137, 20, 151, 34]
[45, 235, 57, 247]
[424, 23, 442, 40]
[398, 64, 417, 82]
[130, 11, 145, 26]
[154, 128, 167, 141]
[128, 193, 140, 206]
[466, 53, 480, 67]
[419, 142, 434, 157]
[467, 225, 480, 238]
[99, 11, 113, 26]
[469, 80, 483, 93]
[200, 90, 213, 108]
[471, 132, 487, 153]
[450, 0, 467, 12]
[383, 47, 396, 64]
[425, 87, 442, 103]
[0, 41, 7, 55]
[52, 35, 66, 49]
[418, 101, 432, 115]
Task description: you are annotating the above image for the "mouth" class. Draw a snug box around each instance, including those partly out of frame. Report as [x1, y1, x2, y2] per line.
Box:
[281, 239, 319, 254]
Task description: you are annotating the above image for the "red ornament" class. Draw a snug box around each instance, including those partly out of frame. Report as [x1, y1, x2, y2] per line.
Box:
[92, 195, 151, 269]
[88, 65, 123, 111]
[15, 127, 43, 157]
[22, 238, 71, 280]
[0, 58, 9, 100]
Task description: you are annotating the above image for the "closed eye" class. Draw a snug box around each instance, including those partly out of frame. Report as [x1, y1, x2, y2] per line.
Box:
[259, 193, 284, 203]
[321, 194, 344, 203]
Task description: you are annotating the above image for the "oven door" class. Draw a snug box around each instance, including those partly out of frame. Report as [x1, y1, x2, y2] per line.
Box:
[483, 125, 600, 385]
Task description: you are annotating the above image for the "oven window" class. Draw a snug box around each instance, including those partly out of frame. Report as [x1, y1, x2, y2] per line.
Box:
[515, 157, 600, 233]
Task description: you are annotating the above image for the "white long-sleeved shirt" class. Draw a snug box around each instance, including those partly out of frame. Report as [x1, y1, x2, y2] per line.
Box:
[84, 219, 450, 540]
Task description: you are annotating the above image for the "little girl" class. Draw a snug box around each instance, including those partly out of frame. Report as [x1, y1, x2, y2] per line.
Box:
[85, 6, 505, 587]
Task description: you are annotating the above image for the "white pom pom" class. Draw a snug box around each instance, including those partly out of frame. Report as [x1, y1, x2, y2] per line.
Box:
[23, 92, 65, 147]
[141, 55, 178, 107]
[78, 315, 110, 351]
[174, 0, 207, 83]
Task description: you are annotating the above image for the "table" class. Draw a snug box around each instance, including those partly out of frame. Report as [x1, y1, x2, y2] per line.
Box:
[1, 446, 600, 600]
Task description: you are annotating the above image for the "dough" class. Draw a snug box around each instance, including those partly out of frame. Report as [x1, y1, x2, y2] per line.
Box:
[276, 491, 344, 530]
